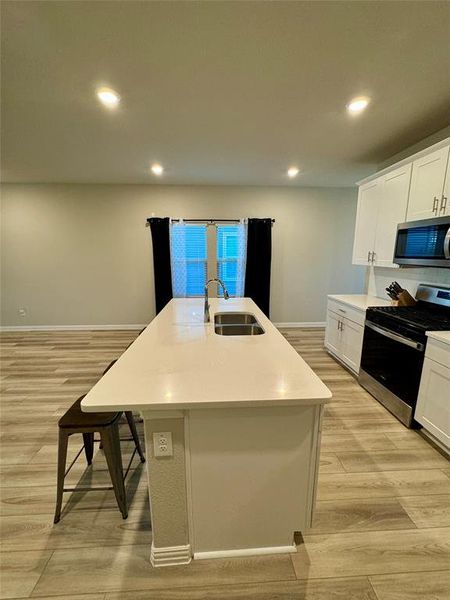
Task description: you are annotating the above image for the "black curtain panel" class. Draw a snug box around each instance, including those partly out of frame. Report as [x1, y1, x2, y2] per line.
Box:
[244, 218, 272, 317]
[147, 217, 173, 314]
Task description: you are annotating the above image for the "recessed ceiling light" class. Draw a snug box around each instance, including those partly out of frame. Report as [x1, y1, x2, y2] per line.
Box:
[287, 167, 299, 178]
[347, 96, 370, 114]
[151, 163, 164, 176]
[96, 87, 120, 108]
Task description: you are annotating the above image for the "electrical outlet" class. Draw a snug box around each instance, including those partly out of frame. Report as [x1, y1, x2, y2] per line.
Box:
[153, 432, 173, 457]
[18, 307, 27, 317]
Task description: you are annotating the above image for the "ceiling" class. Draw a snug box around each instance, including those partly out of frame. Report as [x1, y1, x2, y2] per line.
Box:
[2, 1, 450, 187]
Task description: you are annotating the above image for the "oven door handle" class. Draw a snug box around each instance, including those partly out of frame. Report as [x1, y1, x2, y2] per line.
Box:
[365, 321, 425, 352]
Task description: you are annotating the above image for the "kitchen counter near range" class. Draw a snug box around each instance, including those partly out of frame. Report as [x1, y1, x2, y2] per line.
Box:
[327, 294, 391, 312]
[427, 330, 450, 347]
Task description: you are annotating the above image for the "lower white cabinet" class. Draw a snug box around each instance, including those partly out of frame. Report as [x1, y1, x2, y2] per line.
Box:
[415, 339, 450, 450]
[325, 302, 364, 374]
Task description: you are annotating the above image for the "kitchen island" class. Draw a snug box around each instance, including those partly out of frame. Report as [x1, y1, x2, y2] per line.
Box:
[81, 298, 331, 566]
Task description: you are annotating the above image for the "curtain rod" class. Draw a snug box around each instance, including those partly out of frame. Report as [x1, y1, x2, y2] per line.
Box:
[146, 218, 275, 226]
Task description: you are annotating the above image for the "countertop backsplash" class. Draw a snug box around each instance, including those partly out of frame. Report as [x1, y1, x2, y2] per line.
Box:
[367, 266, 450, 300]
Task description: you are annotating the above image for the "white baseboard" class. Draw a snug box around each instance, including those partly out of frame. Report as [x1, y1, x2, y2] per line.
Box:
[274, 322, 326, 328]
[150, 543, 192, 567]
[194, 544, 297, 560]
[0, 324, 147, 332]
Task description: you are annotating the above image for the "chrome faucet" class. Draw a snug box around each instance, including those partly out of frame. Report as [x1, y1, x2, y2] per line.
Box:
[204, 278, 229, 322]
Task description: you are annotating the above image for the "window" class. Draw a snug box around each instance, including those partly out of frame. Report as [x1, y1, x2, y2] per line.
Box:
[170, 221, 247, 297]
[217, 224, 246, 297]
[170, 224, 207, 297]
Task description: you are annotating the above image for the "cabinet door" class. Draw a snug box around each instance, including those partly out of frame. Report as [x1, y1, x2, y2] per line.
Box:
[406, 146, 450, 221]
[416, 357, 450, 448]
[340, 318, 364, 374]
[352, 180, 380, 265]
[441, 155, 450, 216]
[325, 310, 342, 356]
[374, 164, 412, 268]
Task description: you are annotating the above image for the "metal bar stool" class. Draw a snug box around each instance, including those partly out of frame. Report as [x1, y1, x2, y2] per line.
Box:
[53, 394, 145, 523]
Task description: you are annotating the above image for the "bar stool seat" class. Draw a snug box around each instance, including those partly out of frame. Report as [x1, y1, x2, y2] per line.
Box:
[59, 397, 120, 429]
[54, 395, 145, 524]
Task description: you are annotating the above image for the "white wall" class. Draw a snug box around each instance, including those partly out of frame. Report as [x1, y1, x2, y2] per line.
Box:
[0, 184, 365, 327]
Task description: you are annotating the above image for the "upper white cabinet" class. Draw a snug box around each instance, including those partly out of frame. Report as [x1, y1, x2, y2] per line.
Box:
[352, 180, 380, 265]
[406, 146, 450, 221]
[374, 163, 412, 267]
[352, 164, 411, 268]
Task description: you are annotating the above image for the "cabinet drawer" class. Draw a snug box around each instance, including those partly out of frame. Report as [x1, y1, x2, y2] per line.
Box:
[327, 300, 365, 327]
[425, 338, 450, 369]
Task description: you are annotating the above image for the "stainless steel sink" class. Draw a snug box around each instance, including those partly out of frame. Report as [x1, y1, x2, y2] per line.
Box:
[214, 312, 257, 325]
[214, 324, 265, 336]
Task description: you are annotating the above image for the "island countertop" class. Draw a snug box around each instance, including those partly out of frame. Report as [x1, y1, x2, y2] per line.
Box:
[81, 298, 332, 412]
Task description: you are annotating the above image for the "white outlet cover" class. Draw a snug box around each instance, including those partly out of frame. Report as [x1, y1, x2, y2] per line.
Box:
[153, 432, 173, 457]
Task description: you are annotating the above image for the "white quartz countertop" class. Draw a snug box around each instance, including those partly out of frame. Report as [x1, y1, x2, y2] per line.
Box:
[426, 331, 450, 346]
[328, 294, 391, 312]
[81, 298, 332, 412]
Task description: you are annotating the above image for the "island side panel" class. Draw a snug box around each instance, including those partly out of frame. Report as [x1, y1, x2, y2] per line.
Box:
[186, 404, 321, 557]
[142, 413, 191, 566]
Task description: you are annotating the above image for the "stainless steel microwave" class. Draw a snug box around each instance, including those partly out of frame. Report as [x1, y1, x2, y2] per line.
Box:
[394, 216, 450, 268]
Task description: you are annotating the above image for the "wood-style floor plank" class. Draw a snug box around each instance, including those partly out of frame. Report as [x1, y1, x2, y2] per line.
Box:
[336, 448, 449, 473]
[0, 549, 53, 599]
[370, 569, 450, 600]
[312, 497, 416, 534]
[398, 495, 450, 528]
[317, 469, 450, 501]
[291, 527, 450, 579]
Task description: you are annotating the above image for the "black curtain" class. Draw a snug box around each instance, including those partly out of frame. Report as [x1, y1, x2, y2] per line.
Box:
[148, 217, 173, 314]
[244, 218, 272, 317]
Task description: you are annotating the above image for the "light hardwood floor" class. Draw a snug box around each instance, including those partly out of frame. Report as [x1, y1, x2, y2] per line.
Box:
[0, 328, 449, 600]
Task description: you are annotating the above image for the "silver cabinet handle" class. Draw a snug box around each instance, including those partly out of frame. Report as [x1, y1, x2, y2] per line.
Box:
[440, 195, 448, 213]
[433, 196, 439, 214]
[372, 251, 376, 264]
[367, 250, 370, 262]
[338, 308, 346, 313]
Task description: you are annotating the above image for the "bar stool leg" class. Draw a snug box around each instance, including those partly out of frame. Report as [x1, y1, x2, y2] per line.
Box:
[125, 411, 145, 463]
[83, 432, 95, 465]
[54, 430, 69, 524]
[100, 423, 128, 519]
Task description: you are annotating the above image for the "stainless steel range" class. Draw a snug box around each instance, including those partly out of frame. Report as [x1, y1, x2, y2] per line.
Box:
[359, 284, 450, 427]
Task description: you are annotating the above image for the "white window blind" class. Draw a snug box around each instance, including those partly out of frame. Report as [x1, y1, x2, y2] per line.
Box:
[170, 223, 207, 297]
[170, 220, 247, 298]
[217, 224, 247, 297]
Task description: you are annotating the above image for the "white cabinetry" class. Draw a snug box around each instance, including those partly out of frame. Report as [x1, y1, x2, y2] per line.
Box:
[352, 180, 380, 265]
[352, 164, 411, 268]
[407, 146, 450, 221]
[325, 299, 364, 374]
[353, 138, 450, 268]
[415, 338, 450, 451]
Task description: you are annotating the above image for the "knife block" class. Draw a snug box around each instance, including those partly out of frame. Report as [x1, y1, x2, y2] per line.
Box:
[397, 290, 417, 307]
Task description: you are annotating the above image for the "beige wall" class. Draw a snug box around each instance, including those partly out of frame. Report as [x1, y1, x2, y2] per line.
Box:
[0, 183, 365, 326]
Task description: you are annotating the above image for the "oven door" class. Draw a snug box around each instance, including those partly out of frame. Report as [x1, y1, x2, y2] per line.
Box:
[360, 321, 425, 410]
